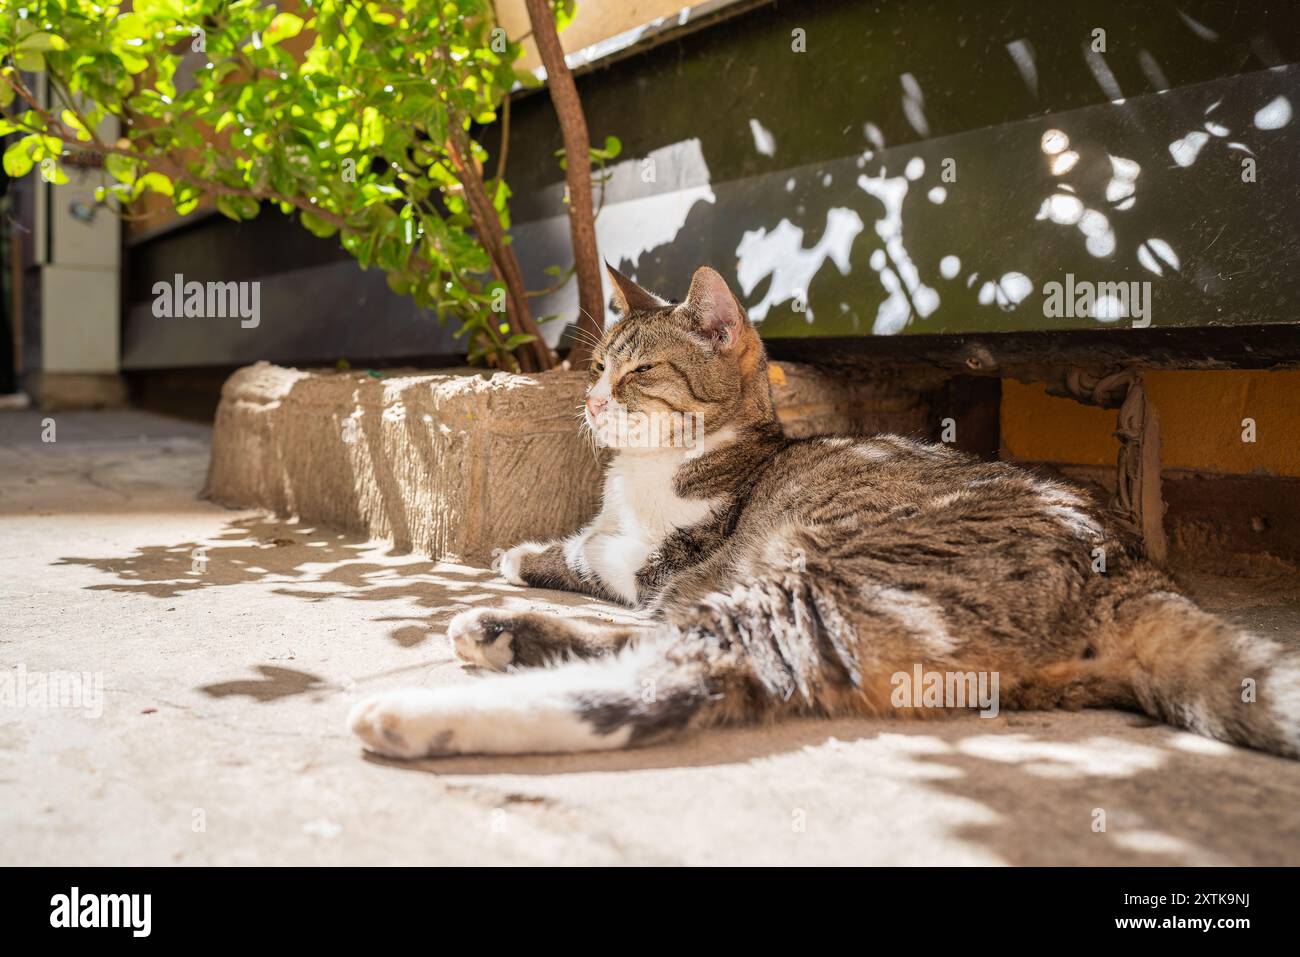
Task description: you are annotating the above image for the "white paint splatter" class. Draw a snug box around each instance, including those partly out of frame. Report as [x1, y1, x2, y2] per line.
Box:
[1041, 129, 1069, 155]
[1137, 238, 1180, 276]
[858, 169, 940, 334]
[1105, 155, 1141, 203]
[1050, 150, 1079, 175]
[734, 208, 864, 322]
[1254, 96, 1292, 130]
[1169, 130, 1210, 167]
[997, 272, 1033, 306]
[1036, 193, 1084, 225]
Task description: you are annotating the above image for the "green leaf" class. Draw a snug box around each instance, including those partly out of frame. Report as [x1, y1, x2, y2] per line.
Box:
[119, 48, 150, 74]
[512, 68, 544, 90]
[215, 194, 261, 221]
[17, 32, 68, 53]
[15, 50, 44, 72]
[301, 210, 338, 238]
[265, 13, 305, 47]
[3, 137, 38, 178]
[133, 0, 187, 18]
[173, 182, 202, 216]
[333, 121, 358, 153]
[133, 172, 174, 199]
[105, 151, 138, 184]
[360, 107, 383, 149]
[552, 1, 578, 32]
[60, 110, 92, 143]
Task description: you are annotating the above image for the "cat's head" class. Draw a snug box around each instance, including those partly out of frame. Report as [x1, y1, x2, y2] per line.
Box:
[583, 264, 774, 451]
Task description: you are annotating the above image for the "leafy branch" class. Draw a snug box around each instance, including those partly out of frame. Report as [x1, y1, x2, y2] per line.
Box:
[0, 0, 602, 373]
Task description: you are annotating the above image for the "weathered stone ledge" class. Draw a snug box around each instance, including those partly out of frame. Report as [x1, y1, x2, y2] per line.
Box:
[204, 360, 931, 562]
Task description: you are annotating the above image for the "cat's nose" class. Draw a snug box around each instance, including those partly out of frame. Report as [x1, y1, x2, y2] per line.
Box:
[586, 395, 607, 417]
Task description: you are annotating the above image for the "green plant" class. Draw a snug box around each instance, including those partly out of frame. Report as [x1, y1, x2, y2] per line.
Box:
[0, 0, 610, 371]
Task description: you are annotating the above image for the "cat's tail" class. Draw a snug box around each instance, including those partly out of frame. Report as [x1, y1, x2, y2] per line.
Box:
[349, 577, 857, 758]
[1079, 588, 1300, 758]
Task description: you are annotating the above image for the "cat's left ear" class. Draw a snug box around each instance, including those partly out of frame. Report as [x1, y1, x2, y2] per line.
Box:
[606, 261, 668, 315]
[684, 266, 746, 350]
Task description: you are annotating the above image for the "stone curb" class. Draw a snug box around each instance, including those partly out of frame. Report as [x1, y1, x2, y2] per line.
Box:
[204, 360, 931, 562]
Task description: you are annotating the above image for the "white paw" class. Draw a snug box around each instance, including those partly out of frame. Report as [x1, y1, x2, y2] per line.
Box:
[348, 681, 627, 758]
[348, 689, 466, 759]
[495, 541, 549, 585]
[447, 608, 516, 671]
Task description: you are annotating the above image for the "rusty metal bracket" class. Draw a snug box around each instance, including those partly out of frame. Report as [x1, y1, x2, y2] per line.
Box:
[1051, 367, 1168, 563]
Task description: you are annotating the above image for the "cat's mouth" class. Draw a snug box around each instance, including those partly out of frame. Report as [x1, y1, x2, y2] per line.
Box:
[585, 402, 618, 447]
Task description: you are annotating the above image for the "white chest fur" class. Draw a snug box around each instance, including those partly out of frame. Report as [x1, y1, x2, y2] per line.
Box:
[577, 449, 717, 605]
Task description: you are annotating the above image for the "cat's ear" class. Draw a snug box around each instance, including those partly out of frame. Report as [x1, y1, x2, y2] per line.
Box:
[684, 266, 746, 350]
[605, 262, 668, 314]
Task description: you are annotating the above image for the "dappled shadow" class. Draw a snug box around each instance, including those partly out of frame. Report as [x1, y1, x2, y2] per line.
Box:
[199, 665, 329, 703]
[364, 707, 1300, 865]
[56, 515, 635, 649]
[54, 518, 374, 600]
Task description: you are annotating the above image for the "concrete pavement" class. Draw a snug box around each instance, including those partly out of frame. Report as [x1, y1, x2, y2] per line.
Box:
[3, 409, 1299, 865]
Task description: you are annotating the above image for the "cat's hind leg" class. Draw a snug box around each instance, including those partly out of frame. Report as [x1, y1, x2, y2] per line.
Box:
[447, 607, 647, 671]
[353, 575, 866, 759]
[351, 632, 708, 758]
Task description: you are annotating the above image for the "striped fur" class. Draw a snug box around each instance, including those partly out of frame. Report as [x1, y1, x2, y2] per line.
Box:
[351, 266, 1300, 760]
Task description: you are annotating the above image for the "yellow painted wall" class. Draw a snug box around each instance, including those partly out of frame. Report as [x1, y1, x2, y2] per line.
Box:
[498, 1, 694, 72]
[1001, 370, 1300, 477]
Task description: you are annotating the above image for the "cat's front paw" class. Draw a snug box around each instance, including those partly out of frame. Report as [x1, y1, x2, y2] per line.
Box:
[348, 690, 461, 760]
[494, 541, 549, 585]
[447, 608, 517, 671]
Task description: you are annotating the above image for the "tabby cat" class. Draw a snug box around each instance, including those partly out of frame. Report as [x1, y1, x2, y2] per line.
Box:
[350, 265, 1300, 760]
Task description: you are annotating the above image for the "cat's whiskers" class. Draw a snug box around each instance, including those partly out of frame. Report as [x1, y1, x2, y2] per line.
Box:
[567, 325, 604, 361]
[573, 402, 602, 461]
[571, 321, 603, 344]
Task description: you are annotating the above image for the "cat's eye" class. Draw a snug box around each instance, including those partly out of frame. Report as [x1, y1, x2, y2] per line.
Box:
[593, 362, 605, 373]
[634, 363, 655, 374]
